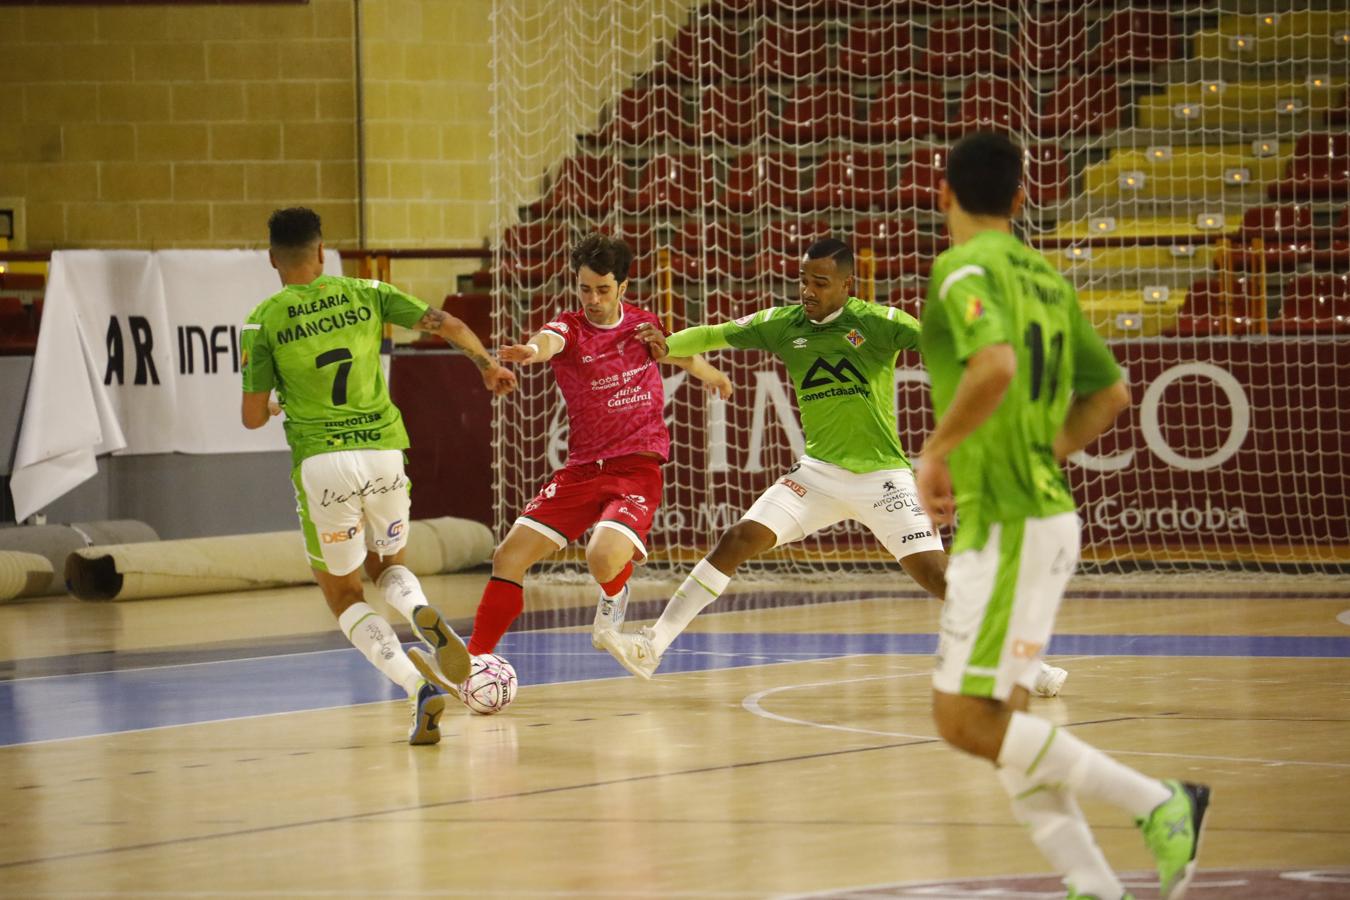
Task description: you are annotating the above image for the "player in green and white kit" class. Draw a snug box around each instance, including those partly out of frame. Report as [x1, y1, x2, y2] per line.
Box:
[241, 207, 517, 745]
[600, 239, 1079, 691]
[916, 134, 1208, 900]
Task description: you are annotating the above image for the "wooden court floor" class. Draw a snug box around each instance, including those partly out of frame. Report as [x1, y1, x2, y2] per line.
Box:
[1, 573, 1348, 898]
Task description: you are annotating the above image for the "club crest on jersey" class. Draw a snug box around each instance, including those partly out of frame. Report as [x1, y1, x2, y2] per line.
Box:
[965, 297, 985, 323]
[844, 329, 865, 348]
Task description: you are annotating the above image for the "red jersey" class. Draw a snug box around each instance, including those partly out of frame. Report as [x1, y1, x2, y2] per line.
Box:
[540, 304, 669, 465]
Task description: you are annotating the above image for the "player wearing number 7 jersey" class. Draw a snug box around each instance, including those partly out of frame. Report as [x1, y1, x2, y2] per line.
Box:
[240, 207, 517, 746]
[917, 133, 1208, 900]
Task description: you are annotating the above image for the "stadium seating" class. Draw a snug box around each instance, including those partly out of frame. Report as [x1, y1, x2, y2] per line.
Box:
[627, 154, 713, 213]
[1080, 286, 1186, 338]
[530, 155, 616, 217]
[1269, 133, 1350, 200]
[918, 18, 1006, 77]
[1137, 80, 1347, 132]
[838, 20, 912, 80]
[955, 77, 1026, 135]
[1011, 13, 1087, 72]
[1164, 278, 1259, 337]
[756, 21, 830, 81]
[1094, 8, 1174, 71]
[500, 222, 573, 288]
[1082, 145, 1290, 201]
[895, 147, 945, 210]
[865, 80, 949, 142]
[801, 149, 890, 212]
[772, 84, 863, 144]
[1192, 11, 1350, 64]
[1031, 76, 1121, 138]
[603, 85, 690, 144]
[1234, 205, 1318, 270]
[699, 84, 763, 145]
[724, 152, 806, 213]
[1270, 274, 1350, 334]
[653, 19, 747, 83]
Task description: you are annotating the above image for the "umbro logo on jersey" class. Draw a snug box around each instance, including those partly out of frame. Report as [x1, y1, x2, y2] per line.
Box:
[792, 337, 808, 348]
[801, 357, 866, 390]
[844, 329, 865, 347]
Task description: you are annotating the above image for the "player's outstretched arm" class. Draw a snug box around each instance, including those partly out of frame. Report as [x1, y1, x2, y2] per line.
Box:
[498, 330, 563, 365]
[1053, 381, 1130, 460]
[240, 390, 280, 429]
[415, 308, 517, 396]
[636, 321, 734, 362]
[665, 354, 733, 399]
[916, 343, 1016, 526]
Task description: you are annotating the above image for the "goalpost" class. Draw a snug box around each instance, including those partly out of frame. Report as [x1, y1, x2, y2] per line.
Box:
[490, 1, 1349, 577]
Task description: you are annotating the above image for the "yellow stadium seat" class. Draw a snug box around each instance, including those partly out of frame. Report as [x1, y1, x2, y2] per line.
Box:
[1080, 288, 1184, 338]
[1082, 145, 1290, 201]
[1050, 244, 1217, 284]
[1136, 80, 1346, 131]
[1192, 11, 1350, 64]
[1050, 215, 1225, 242]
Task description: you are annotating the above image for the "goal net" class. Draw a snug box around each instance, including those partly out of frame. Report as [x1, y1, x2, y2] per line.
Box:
[490, 1, 1349, 576]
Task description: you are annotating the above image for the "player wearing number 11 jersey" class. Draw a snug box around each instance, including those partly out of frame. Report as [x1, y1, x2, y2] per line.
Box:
[240, 207, 516, 745]
[917, 133, 1208, 900]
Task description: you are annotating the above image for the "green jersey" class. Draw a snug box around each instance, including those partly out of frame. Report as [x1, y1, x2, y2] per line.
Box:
[240, 274, 429, 465]
[920, 230, 1122, 551]
[666, 296, 920, 474]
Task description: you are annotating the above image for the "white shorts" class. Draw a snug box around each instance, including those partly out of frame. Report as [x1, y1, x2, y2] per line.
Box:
[932, 512, 1080, 700]
[740, 456, 944, 559]
[293, 449, 412, 576]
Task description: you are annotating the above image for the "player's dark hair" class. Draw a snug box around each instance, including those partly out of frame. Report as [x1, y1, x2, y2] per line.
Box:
[804, 237, 853, 273]
[947, 132, 1024, 217]
[268, 207, 323, 249]
[571, 232, 633, 282]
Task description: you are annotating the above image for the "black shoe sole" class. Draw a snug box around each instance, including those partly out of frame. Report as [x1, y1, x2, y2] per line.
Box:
[412, 605, 472, 683]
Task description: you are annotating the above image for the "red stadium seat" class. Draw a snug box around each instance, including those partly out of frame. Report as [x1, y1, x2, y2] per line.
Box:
[1025, 144, 1068, 207]
[530, 155, 616, 217]
[838, 20, 913, 80]
[754, 218, 833, 281]
[955, 77, 1027, 135]
[500, 222, 573, 288]
[773, 85, 864, 144]
[669, 220, 749, 282]
[802, 149, 891, 212]
[1032, 76, 1121, 138]
[602, 85, 690, 144]
[410, 292, 493, 348]
[866, 80, 949, 142]
[724, 152, 807, 213]
[887, 286, 924, 320]
[756, 21, 830, 82]
[919, 18, 1008, 77]
[1328, 87, 1349, 126]
[699, 84, 763, 145]
[1313, 207, 1350, 269]
[855, 218, 943, 278]
[896, 147, 946, 210]
[1235, 205, 1317, 271]
[1094, 9, 1173, 72]
[627, 154, 712, 213]
[1269, 133, 1350, 201]
[1012, 13, 1088, 73]
[1271, 274, 1350, 334]
[1164, 278, 1258, 337]
[653, 19, 747, 84]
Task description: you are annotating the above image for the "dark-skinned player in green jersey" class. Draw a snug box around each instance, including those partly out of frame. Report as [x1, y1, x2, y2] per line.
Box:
[241, 207, 516, 745]
[598, 237, 1067, 698]
[916, 132, 1209, 900]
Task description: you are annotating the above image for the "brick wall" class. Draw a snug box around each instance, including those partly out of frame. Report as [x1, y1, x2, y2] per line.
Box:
[0, 0, 358, 250]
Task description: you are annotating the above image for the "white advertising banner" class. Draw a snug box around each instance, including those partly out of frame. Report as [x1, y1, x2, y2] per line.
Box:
[10, 249, 342, 521]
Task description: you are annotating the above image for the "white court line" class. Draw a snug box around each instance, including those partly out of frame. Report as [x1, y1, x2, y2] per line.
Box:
[741, 668, 1350, 770]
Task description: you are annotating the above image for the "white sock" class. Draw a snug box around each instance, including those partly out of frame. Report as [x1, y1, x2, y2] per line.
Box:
[649, 557, 731, 656]
[376, 564, 426, 623]
[998, 711, 1172, 818]
[338, 601, 421, 697]
[998, 767, 1126, 899]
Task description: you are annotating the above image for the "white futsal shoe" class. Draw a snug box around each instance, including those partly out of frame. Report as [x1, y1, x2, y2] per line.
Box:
[1034, 661, 1069, 698]
[591, 584, 630, 649]
[597, 625, 661, 680]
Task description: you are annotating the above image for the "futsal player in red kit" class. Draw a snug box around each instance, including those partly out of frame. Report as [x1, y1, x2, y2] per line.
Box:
[464, 233, 732, 664]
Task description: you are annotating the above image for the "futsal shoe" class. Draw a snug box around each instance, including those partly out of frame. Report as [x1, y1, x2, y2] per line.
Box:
[407, 680, 447, 746]
[596, 625, 661, 680]
[1138, 780, 1211, 899]
[591, 584, 631, 649]
[408, 646, 464, 700]
[1034, 661, 1069, 698]
[411, 604, 472, 684]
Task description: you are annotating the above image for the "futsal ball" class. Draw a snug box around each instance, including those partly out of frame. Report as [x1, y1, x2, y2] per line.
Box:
[461, 653, 517, 715]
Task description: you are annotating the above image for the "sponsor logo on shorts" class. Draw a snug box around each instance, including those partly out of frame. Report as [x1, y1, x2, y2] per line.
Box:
[1012, 639, 1043, 659]
[375, 519, 405, 548]
[317, 474, 406, 508]
[779, 478, 807, 498]
[899, 529, 932, 544]
[874, 479, 920, 513]
[322, 523, 364, 544]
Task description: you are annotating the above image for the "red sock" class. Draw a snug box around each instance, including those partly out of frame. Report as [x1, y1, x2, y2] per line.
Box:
[600, 561, 633, 598]
[467, 576, 524, 655]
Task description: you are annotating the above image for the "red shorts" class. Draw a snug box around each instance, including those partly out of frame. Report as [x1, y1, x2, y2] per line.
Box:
[515, 454, 664, 558]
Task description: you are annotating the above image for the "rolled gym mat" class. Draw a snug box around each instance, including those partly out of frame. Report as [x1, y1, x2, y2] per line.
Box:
[65, 517, 493, 602]
[0, 551, 56, 601]
[0, 520, 159, 596]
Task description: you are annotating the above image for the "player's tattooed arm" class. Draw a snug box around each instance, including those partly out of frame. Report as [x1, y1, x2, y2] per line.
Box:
[415, 308, 518, 396]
